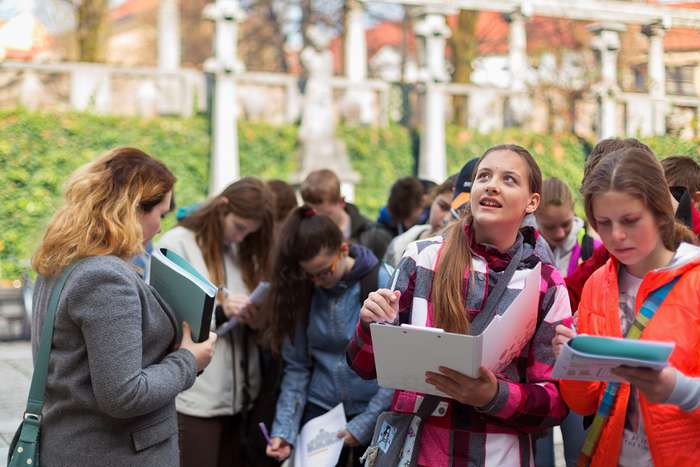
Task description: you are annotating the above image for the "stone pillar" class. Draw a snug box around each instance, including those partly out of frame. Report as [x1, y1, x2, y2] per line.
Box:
[19, 71, 42, 111]
[203, 0, 246, 196]
[414, 6, 453, 183]
[643, 20, 669, 136]
[504, 6, 531, 126]
[157, 0, 182, 114]
[589, 23, 626, 139]
[158, 0, 181, 71]
[343, 0, 373, 124]
[70, 66, 111, 114]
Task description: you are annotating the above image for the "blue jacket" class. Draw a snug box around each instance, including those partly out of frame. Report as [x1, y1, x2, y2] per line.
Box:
[271, 245, 394, 445]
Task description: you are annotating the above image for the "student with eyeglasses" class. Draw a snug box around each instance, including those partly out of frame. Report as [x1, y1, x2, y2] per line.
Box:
[265, 206, 393, 467]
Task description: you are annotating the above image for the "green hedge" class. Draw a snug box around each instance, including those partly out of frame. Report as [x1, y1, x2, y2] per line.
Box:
[1, 109, 699, 279]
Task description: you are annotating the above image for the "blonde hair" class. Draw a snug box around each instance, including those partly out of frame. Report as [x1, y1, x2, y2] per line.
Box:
[538, 177, 574, 211]
[32, 147, 175, 276]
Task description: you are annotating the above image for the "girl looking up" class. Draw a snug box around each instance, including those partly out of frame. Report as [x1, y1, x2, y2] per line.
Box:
[349, 144, 572, 466]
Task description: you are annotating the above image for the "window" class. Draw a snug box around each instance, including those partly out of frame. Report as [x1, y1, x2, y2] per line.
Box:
[666, 65, 696, 96]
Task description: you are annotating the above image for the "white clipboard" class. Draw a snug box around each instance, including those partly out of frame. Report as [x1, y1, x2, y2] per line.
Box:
[370, 263, 541, 397]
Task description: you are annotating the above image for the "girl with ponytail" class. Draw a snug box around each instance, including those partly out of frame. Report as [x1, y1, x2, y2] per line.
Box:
[348, 145, 572, 466]
[265, 206, 393, 466]
[553, 148, 700, 467]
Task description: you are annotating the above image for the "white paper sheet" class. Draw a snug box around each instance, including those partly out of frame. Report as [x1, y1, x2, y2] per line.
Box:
[370, 263, 541, 396]
[552, 339, 674, 383]
[293, 403, 347, 467]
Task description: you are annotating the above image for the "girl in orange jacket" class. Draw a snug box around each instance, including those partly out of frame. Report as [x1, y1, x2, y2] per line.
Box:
[552, 146, 700, 467]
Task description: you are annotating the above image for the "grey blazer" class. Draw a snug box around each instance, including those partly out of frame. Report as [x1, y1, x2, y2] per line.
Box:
[31, 256, 197, 467]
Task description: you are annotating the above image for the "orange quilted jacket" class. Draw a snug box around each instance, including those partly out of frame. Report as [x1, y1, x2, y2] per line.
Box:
[560, 243, 700, 467]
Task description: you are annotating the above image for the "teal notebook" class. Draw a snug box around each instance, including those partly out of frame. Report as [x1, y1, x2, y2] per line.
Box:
[148, 248, 216, 343]
[570, 335, 673, 362]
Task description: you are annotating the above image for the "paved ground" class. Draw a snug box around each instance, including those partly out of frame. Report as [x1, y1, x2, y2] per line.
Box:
[0, 340, 32, 465]
[0, 339, 565, 466]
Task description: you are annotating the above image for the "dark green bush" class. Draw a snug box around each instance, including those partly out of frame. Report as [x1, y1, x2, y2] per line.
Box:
[1, 109, 698, 279]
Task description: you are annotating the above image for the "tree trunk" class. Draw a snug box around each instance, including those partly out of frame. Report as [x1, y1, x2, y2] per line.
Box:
[77, 0, 109, 62]
[450, 10, 478, 126]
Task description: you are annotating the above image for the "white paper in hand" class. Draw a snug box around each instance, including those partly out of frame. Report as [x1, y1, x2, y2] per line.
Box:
[293, 403, 347, 467]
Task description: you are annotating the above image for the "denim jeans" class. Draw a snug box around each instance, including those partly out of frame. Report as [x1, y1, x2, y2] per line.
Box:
[534, 411, 586, 467]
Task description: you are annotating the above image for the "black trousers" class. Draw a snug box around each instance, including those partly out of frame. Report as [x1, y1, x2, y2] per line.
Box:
[178, 412, 244, 467]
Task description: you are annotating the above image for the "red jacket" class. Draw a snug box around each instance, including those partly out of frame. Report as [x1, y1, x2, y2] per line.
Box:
[560, 243, 700, 467]
[564, 244, 610, 311]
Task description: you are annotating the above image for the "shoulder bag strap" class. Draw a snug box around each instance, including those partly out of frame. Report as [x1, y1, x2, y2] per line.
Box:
[469, 244, 525, 336]
[577, 275, 681, 467]
[24, 263, 80, 418]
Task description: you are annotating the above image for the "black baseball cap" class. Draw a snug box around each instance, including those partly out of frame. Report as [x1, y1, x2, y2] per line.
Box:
[451, 158, 479, 210]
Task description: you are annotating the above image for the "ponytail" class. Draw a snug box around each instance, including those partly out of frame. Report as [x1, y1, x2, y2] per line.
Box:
[671, 221, 698, 249]
[432, 218, 473, 333]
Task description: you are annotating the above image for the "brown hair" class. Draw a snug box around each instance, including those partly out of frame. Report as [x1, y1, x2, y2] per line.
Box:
[300, 169, 342, 204]
[582, 138, 653, 191]
[538, 177, 574, 212]
[431, 175, 456, 200]
[179, 177, 274, 290]
[584, 148, 697, 251]
[33, 147, 175, 276]
[266, 206, 344, 353]
[661, 155, 700, 195]
[388, 177, 425, 222]
[267, 179, 298, 223]
[432, 144, 542, 334]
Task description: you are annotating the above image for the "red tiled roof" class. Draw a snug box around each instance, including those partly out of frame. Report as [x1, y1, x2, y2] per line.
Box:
[110, 0, 159, 21]
[644, 2, 700, 51]
[329, 11, 588, 73]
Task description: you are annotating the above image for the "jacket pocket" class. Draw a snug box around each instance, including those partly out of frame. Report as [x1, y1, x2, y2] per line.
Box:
[130, 415, 178, 452]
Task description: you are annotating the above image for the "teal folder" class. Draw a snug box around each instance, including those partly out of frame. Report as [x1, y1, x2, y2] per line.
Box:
[570, 335, 673, 362]
[148, 248, 216, 343]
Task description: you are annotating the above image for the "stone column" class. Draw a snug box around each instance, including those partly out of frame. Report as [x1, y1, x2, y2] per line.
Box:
[203, 0, 246, 196]
[70, 65, 111, 114]
[414, 6, 453, 183]
[343, 0, 373, 124]
[643, 20, 669, 136]
[589, 23, 626, 139]
[158, 0, 181, 71]
[504, 6, 531, 126]
[157, 0, 182, 114]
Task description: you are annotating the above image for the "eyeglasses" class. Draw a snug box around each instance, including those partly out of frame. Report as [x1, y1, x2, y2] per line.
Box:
[304, 253, 342, 282]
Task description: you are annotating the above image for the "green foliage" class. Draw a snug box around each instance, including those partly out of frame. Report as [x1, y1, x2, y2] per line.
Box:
[339, 125, 414, 216]
[445, 127, 588, 209]
[0, 110, 210, 279]
[2, 109, 700, 279]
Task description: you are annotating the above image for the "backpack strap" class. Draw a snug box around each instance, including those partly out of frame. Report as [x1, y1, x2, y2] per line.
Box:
[360, 262, 382, 305]
[580, 234, 596, 261]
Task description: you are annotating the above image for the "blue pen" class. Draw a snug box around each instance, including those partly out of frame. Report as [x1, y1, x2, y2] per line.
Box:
[259, 422, 272, 446]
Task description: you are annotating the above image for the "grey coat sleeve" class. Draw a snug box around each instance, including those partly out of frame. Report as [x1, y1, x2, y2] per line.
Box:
[67, 266, 197, 419]
[666, 371, 700, 412]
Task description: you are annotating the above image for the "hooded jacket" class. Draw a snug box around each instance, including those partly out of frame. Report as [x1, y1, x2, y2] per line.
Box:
[560, 242, 700, 467]
[271, 245, 394, 446]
